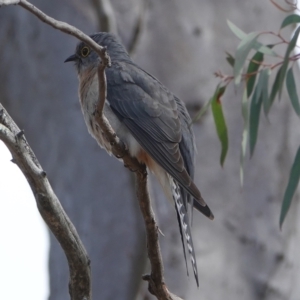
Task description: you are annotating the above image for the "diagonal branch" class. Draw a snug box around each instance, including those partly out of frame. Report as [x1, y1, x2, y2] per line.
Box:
[18, 0, 107, 61]
[0, 0, 183, 299]
[0, 105, 91, 300]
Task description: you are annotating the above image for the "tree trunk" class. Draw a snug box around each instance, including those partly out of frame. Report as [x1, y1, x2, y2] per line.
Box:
[1, 0, 300, 299]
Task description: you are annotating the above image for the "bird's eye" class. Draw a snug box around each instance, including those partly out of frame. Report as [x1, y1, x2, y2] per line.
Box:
[81, 46, 90, 57]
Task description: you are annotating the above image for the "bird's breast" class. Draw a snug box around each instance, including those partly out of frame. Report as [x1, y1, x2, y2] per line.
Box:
[78, 71, 142, 158]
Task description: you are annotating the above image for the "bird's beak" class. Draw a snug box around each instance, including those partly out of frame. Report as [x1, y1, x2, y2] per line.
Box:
[64, 54, 78, 63]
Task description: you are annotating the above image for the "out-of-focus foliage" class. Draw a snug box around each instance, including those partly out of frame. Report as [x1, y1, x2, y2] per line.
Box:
[195, 4, 300, 227]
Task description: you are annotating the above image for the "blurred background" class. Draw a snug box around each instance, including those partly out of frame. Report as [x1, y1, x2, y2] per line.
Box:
[0, 0, 300, 299]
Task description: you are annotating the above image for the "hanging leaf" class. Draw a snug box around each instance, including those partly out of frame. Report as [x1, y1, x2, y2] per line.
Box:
[226, 52, 235, 67]
[280, 145, 300, 228]
[255, 44, 277, 56]
[280, 14, 300, 29]
[191, 98, 213, 124]
[249, 70, 266, 157]
[234, 32, 259, 84]
[267, 65, 282, 114]
[286, 67, 300, 117]
[227, 20, 247, 40]
[246, 51, 264, 98]
[261, 69, 271, 116]
[278, 27, 300, 99]
[227, 20, 277, 56]
[211, 85, 228, 166]
[240, 88, 249, 185]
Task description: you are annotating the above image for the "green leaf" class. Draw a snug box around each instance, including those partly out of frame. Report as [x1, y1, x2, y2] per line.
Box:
[280, 145, 300, 228]
[267, 65, 282, 113]
[191, 98, 212, 124]
[227, 20, 277, 56]
[278, 27, 300, 99]
[246, 51, 264, 98]
[255, 44, 277, 56]
[281, 14, 300, 29]
[211, 85, 228, 166]
[261, 69, 271, 116]
[254, 41, 278, 57]
[226, 52, 235, 67]
[227, 20, 246, 40]
[234, 32, 259, 84]
[249, 71, 266, 157]
[240, 88, 249, 185]
[286, 67, 300, 116]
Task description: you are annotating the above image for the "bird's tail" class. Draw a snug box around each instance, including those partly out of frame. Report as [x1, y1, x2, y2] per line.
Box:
[169, 176, 199, 287]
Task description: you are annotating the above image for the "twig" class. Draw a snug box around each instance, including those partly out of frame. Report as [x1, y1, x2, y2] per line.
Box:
[94, 28, 177, 300]
[270, 0, 297, 12]
[1, 0, 180, 299]
[18, 0, 107, 60]
[0, 105, 91, 300]
[137, 172, 179, 300]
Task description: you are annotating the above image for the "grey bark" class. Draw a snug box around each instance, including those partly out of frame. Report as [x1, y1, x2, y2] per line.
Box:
[0, 1, 144, 299]
[132, 1, 300, 299]
[1, 0, 300, 300]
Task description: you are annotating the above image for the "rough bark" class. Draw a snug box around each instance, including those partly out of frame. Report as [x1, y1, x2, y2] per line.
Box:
[133, 1, 300, 299]
[0, 104, 92, 300]
[0, 1, 144, 299]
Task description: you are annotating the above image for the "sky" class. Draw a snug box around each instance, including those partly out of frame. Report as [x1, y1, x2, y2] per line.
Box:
[0, 141, 49, 300]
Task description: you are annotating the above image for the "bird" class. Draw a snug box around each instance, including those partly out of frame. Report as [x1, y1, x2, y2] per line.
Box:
[65, 32, 214, 286]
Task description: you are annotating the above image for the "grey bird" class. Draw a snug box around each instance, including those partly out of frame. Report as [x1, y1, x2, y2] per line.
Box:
[65, 32, 214, 286]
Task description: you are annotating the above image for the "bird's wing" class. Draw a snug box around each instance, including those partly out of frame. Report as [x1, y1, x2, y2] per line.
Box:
[106, 61, 207, 206]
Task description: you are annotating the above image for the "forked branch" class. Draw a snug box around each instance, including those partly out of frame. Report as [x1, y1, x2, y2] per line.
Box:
[0, 0, 182, 299]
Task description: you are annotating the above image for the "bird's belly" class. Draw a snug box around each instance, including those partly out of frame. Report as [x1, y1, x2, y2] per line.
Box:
[80, 90, 141, 158]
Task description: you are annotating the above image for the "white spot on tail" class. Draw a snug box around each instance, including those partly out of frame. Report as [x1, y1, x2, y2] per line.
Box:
[169, 176, 199, 285]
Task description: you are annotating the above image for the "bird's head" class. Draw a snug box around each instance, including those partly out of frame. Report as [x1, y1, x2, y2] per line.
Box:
[64, 32, 130, 74]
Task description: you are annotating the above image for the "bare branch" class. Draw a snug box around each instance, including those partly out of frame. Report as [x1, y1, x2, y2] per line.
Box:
[18, 0, 106, 60]
[0, 105, 91, 300]
[91, 0, 118, 34]
[93, 41, 179, 300]
[1, 1, 182, 298]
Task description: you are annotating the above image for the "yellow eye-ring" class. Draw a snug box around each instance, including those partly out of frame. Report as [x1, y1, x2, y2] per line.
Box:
[81, 46, 90, 57]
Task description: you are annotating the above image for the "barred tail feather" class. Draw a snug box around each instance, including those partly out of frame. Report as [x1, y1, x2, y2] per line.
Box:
[175, 208, 189, 274]
[170, 177, 199, 287]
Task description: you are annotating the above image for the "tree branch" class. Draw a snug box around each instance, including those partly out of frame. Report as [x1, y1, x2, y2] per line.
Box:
[0, 105, 91, 300]
[17, 0, 107, 61]
[0, 0, 183, 298]
[94, 26, 178, 300]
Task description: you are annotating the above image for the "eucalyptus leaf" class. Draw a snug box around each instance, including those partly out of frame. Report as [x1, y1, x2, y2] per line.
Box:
[226, 52, 235, 68]
[227, 20, 277, 56]
[246, 51, 264, 98]
[240, 88, 249, 185]
[234, 32, 259, 84]
[249, 71, 266, 157]
[268, 66, 282, 113]
[281, 14, 300, 29]
[278, 27, 300, 99]
[261, 69, 271, 116]
[286, 67, 300, 117]
[280, 145, 300, 228]
[227, 20, 246, 40]
[211, 85, 228, 166]
[191, 99, 212, 124]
